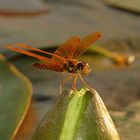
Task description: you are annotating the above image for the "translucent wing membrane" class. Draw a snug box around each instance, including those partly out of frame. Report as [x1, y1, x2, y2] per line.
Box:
[5, 44, 64, 72]
[54, 32, 101, 60]
[54, 37, 80, 59]
[15, 43, 66, 62]
[73, 32, 101, 58]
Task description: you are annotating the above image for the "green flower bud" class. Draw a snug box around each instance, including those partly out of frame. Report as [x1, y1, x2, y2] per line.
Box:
[32, 88, 120, 140]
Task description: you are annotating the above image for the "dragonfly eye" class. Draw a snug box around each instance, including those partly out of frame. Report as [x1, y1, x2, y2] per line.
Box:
[77, 62, 91, 75]
[76, 62, 84, 70]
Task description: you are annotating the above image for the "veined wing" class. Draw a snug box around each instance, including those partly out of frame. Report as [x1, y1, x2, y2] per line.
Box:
[5, 44, 64, 72]
[53, 37, 80, 59]
[14, 43, 66, 62]
[72, 32, 101, 58]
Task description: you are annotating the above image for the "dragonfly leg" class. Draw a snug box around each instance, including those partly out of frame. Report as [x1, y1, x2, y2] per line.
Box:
[60, 75, 72, 94]
[78, 74, 93, 90]
[72, 74, 78, 91]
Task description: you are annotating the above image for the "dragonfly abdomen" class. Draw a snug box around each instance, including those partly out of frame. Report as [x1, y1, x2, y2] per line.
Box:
[32, 63, 48, 69]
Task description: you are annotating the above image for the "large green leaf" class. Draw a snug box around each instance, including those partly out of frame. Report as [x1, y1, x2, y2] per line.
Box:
[0, 55, 32, 140]
[32, 88, 120, 140]
[103, 0, 140, 14]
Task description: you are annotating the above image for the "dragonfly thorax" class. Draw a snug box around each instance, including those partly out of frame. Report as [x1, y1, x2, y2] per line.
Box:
[64, 60, 91, 75]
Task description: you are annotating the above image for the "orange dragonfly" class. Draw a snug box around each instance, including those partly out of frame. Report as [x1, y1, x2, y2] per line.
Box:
[5, 32, 101, 92]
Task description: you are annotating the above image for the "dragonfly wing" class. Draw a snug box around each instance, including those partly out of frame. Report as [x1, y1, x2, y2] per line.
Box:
[14, 43, 65, 62]
[53, 36, 80, 59]
[5, 44, 64, 72]
[72, 32, 101, 58]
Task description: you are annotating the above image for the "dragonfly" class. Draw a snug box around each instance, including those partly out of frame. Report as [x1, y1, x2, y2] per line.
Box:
[5, 32, 101, 93]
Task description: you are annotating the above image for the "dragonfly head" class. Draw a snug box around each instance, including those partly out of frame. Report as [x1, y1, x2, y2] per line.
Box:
[77, 61, 91, 75]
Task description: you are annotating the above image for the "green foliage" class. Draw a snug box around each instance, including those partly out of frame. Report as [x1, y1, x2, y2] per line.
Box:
[0, 55, 32, 140]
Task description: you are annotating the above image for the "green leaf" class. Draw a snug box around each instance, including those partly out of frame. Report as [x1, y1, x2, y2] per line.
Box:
[0, 54, 32, 140]
[32, 87, 120, 140]
[103, 0, 140, 14]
